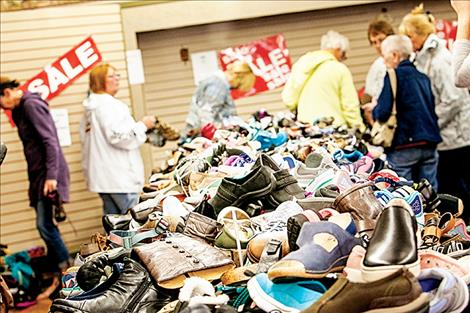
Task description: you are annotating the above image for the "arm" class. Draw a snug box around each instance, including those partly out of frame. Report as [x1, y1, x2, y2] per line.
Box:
[95, 100, 148, 150]
[339, 66, 365, 131]
[452, 40, 470, 87]
[431, 59, 465, 128]
[24, 99, 60, 189]
[281, 55, 313, 111]
[373, 73, 394, 122]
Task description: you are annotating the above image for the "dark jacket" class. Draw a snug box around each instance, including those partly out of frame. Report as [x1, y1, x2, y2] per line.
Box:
[12, 92, 70, 207]
[373, 60, 442, 149]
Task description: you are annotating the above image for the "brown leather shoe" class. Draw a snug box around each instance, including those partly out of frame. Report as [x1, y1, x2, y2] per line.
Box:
[333, 182, 383, 234]
[302, 268, 429, 313]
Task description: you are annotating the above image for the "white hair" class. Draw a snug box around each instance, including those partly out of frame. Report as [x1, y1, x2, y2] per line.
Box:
[320, 30, 350, 52]
[381, 35, 413, 60]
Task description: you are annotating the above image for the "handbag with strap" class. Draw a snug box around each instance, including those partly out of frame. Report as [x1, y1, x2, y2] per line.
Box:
[371, 68, 398, 148]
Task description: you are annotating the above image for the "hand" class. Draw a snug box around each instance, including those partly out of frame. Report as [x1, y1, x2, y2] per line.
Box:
[451, 0, 470, 19]
[43, 179, 57, 196]
[142, 115, 157, 129]
[362, 102, 376, 126]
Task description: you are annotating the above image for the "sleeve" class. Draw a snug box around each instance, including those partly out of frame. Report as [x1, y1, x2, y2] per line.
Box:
[23, 99, 60, 180]
[281, 55, 312, 111]
[452, 40, 470, 88]
[431, 57, 465, 128]
[373, 73, 394, 122]
[95, 100, 147, 150]
[339, 66, 365, 131]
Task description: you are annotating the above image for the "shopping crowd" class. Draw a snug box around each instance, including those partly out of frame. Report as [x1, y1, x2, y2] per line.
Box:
[0, 2, 470, 313]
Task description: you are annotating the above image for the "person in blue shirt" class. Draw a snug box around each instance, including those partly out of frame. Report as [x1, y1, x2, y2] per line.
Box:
[372, 35, 442, 189]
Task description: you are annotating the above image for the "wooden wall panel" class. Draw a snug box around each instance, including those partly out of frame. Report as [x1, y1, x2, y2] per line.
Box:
[0, 2, 130, 253]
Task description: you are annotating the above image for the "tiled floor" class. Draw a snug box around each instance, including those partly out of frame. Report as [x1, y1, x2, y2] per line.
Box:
[12, 299, 51, 313]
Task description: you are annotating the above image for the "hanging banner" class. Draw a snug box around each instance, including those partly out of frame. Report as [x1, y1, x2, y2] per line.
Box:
[3, 36, 102, 126]
[219, 34, 292, 100]
[435, 19, 458, 50]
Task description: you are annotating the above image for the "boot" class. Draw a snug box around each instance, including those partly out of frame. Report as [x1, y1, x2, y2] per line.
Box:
[50, 257, 175, 313]
[333, 182, 383, 234]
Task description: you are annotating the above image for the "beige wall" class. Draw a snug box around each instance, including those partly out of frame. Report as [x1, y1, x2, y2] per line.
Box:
[0, 2, 130, 253]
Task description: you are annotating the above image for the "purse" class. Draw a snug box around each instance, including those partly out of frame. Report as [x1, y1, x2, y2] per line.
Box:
[371, 68, 398, 148]
[47, 190, 67, 223]
[182, 212, 221, 242]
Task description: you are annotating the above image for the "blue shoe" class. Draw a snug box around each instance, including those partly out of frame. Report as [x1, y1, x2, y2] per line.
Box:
[253, 130, 288, 150]
[247, 273, 326, 313]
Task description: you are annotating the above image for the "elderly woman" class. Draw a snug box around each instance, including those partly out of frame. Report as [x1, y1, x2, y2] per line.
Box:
[373, 35, 442, 188]
[80, 63, 156, 215]
[400, 5, 470, 222]
[282, 30, 365, 131]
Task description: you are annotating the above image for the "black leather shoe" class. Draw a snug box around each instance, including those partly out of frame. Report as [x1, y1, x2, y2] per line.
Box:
[51, 257, 175, 313]
[102, 213, 133, 234]
[361, 198, 419, 282]
[253, 153, 305, 210]
[209, 165, 276, 214]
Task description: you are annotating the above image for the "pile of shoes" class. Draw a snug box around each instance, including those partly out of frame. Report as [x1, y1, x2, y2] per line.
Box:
[50, 111, 470, 313]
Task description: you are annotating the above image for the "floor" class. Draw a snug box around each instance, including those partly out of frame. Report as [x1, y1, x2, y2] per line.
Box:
[11, 299, 51, 313]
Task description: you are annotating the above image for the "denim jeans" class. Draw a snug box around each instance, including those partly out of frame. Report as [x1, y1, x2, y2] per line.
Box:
[35, 199, 70, 270]
[387, 147, 439, 190]
[99, 193, 139, 215]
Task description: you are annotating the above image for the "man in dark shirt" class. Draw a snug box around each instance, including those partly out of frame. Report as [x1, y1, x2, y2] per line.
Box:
[0, 76, 70, 298]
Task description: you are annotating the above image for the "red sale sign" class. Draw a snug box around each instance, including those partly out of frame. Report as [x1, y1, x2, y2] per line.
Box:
[436, 19, 458, 49]
[4, 36, 102, 125]
[219, 34, 292, 100]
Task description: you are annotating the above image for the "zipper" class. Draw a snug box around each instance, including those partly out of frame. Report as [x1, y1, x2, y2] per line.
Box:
[125, 276, 151, 313]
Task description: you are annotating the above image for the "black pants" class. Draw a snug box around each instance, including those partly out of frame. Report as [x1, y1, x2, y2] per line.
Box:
[438, 145, 470, 224]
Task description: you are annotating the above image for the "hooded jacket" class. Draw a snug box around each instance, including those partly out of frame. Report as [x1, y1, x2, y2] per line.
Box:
[282, 50, 364, 130]
[79, 93, 146, 193]
[413, 34, 470, 151]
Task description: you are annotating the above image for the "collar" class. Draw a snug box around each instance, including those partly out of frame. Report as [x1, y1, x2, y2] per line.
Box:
[421, 33, 444, 52]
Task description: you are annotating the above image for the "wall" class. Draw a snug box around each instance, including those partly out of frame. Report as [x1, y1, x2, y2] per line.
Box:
[0, 2, 130, 252]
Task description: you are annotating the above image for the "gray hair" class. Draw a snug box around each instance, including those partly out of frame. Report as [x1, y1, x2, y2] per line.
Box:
[381, 35, 413, 60]
[320, 30, 350, 52]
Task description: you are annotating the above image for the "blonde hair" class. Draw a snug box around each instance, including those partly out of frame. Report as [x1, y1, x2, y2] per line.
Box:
[89, 63, 116, 94]
[227, 61, 256, 92]
[399, 3, 436, 37]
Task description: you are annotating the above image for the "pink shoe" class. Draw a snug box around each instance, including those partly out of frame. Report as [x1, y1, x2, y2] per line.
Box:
[343, 245, 366, 282]
[419, 249, 470, 283]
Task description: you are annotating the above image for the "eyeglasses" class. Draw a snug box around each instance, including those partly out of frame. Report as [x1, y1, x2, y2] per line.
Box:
[107, 73, 121, 79]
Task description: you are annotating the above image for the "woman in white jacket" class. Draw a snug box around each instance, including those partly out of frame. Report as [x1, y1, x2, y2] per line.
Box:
[400, 5, 470, 223]
[80, 63, 155, 215]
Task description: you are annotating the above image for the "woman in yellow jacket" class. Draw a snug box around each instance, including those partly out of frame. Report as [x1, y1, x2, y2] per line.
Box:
[282, 31, 365, 131]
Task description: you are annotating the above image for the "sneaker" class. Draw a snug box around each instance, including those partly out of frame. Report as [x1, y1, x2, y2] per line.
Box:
[287, 211, 322, 251]
[418, 268, 469, 313]
[247, 273, 327, 313]
[301, 268, 429, 313]
[293, 150, 338, 188]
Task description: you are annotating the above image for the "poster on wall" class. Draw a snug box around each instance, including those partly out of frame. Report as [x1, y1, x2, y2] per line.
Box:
[219, 34, 292, 100]
[191, 50, 219, 85]
[50, 109, 72, 147]
[436, 19, 458, 49]
[4, 36, 102, 126]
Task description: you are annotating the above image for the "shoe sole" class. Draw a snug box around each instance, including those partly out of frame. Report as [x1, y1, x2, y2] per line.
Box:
[287, 214, 308, 251]
[363, 293, 430, 313]
[247, 277, 300, 313]
[360, 260, 421, 282]
[269, 263, 346, 282]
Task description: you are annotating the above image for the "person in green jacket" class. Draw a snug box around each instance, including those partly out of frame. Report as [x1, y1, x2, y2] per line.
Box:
[282, 30, 365, 131]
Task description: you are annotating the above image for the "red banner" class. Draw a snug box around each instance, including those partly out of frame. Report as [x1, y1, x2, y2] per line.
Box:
[4, 36, 102, 125]
[219, 34, 292, 100]
[436, 19, 458, 49]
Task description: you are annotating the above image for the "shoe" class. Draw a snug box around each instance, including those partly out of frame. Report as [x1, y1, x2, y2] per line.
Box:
[333, 182, 383, 234]
[293, 150, 338, 188]
[340, 156, 375, 176]
[361, 199, 420, 281]
[301, 268, 429, 313]
[247, 273, 327, 313]
[413, 178, 440, 212]
[253, 154, 305, 210]
[268, 222, 359, 281]
[51, 257, 175, 312]
[419, 249, 470, 284]
[418, 268, 469, 313]
[253, 130, 288, 150]
[343, 245, 366, 283]
[435, 194, 464, 217]
[287, 210, 322, 251]
[208, 165, 276, 215]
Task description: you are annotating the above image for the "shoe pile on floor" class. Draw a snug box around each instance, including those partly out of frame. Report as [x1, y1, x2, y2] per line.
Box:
[50, 112, 470, 313]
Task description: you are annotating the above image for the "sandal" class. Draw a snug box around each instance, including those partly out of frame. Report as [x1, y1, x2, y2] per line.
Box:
[421, 212, 455, 247]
